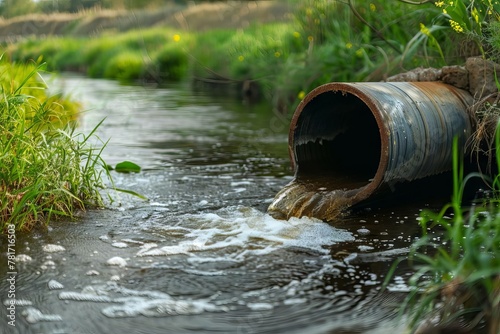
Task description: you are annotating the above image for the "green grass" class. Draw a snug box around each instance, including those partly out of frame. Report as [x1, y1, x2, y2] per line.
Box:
[0, 58, 109, 232]
[3, 0, 453, 111]
[378, 1, 500, 331]
[385, 138, 500, 333]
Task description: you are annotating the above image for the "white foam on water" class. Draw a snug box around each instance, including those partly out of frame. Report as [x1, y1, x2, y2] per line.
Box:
[106, 257, 127, 267]
[386, 275, 411, 292]
[283, 298, 307, 305]
[102, 298, 223, 318]
[22, 307, 63, 323]
[86, 270, 100, 276]
[58, 282, 227, 318]
[3, 299, 33, 306]
[121, 238, 144, 245]
[111, 242, 128, 248]
[246, 302, 274, 311]
[15, 254, 32, 262]
[48, 280, 64, 290]
[42, 244, 66, 253]
[137, 206, 354, 261]
[59, 291, 113, 303]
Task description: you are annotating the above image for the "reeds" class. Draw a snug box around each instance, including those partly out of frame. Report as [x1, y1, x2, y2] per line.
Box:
[385, 137, 500, 333]
[0, 58, 107, 231]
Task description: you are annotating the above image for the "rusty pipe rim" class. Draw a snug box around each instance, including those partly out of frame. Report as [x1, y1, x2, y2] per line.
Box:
[289, 82, 389, 203]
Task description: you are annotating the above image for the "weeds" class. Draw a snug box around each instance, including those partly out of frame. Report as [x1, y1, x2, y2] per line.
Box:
[0, 58, 109, 232]
[4, 0, 452, 111]
[385, 137, 500, 333]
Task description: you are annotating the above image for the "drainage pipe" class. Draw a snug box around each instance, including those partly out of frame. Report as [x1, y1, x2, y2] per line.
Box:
[268, 82, 473, 221]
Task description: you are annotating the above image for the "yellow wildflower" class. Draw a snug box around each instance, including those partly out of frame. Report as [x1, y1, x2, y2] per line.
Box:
[420, 23, 431, 36]
[173, 34, 181, 42]
[298, 91, 306, 100]
[370, 3, 376, 11]
[435, 1, 444, 7]
[238, 55, 244, 62]
[472, 7, 479, 23]
[449, 19, 464, 33]
[346, 42, 353, 49]
[293, 31, 301, 38]
[355, 49, 364, 57]
[274, 51, 281, 58]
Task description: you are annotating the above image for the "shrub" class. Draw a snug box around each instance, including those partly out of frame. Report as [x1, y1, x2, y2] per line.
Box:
[154, 44, 188, 82]
[103, 51, 144, 82]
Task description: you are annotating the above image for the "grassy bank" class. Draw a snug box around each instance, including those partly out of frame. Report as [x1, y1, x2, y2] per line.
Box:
[386, 138, 500, 334]
[1, 1, 499, 332]
[4, 0, 453, 112]
[0, 58, 108, 232]
[380, 2, 500, 332]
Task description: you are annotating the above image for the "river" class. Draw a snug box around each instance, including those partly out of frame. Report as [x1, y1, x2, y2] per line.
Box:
[0, 74, 440, 333]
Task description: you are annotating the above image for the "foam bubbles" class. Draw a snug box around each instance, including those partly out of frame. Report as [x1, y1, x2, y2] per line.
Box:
[42, 244, 66, 253]
[246, 302, 274, 311]
[58, 283, 227, 318]
[59, 291, 113, 303]
[106, 257, 127, 267]
[22, 307, 62, 323]
[48, 280, 64, 290]
[111, 242, 128, 249]
[15, 254, 32, 262]
[136, 206, 353, 261]
[3, 299, 32, 306]
[102, 298, 222, 318]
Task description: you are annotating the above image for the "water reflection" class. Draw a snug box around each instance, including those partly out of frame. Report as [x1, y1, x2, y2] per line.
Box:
[0, 74, 430, 333]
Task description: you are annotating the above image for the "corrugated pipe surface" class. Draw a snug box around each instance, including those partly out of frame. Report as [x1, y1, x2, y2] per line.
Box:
[268, 82, 473, 221]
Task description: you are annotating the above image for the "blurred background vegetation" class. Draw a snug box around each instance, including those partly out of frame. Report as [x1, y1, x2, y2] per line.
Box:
[1, 0, 193, 17]
[3, 0, 489, 113]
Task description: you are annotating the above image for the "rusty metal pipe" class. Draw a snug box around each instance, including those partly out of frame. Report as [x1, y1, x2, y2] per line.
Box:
[268, 82, 473, 221]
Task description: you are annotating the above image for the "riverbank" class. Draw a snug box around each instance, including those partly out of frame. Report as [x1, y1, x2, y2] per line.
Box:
[3, 1, 450, 112]
[0, 2, 292, 39]
[0, 60, 105, 232]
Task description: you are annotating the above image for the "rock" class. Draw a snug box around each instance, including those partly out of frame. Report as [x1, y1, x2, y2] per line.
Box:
[417, 67, 441, 81]
[441, 65, 468, 89]
[466, 56, 500, 98]
[386, 68, 420, 82]
[386, 67, 441, 82]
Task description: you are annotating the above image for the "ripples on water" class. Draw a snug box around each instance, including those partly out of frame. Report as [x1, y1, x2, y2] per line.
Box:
[0, 75, 428, 333]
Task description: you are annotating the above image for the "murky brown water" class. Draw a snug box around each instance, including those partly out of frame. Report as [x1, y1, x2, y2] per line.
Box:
[0, 74, 449, 333]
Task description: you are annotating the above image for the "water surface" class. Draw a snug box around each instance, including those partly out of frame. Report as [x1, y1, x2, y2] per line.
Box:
[0, 74, 437, 333]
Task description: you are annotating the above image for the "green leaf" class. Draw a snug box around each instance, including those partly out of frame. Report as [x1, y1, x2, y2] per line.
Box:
[113, 187, 148, 200]
[114, 161, 141, 173]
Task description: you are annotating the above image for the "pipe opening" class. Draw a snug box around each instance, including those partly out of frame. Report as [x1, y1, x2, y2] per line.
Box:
[293, 90, 381, 187]
[269, 82, 473, 221]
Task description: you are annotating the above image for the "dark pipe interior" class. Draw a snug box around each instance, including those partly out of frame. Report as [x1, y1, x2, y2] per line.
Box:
[293, 91, 381, 185]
